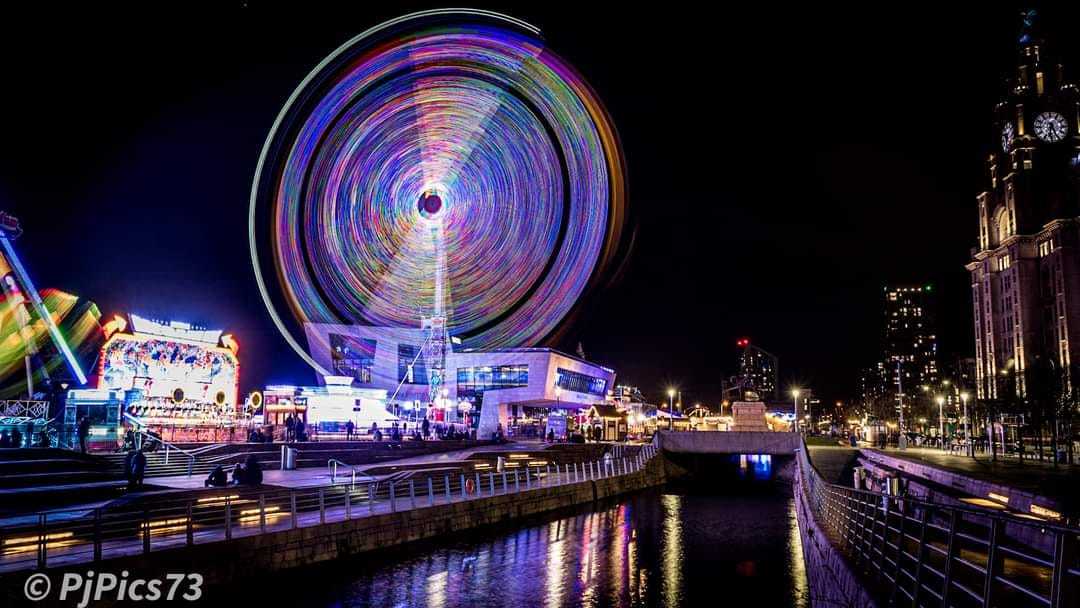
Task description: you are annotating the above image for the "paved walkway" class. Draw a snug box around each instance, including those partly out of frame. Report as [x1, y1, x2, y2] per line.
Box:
[142, 442, 539, 490]
[805, 445, 859, 484]
[867, 446, 1079, 510]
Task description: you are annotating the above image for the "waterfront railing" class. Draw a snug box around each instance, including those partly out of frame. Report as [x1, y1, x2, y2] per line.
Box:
[795, 444, 1079, 608]
[0, 442, 660, 574]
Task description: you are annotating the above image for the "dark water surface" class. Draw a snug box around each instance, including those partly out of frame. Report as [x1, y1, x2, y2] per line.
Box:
[226, 472, 810, 608]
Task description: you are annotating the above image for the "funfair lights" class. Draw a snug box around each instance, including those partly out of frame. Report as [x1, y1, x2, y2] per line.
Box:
[250, 10, 627, 374]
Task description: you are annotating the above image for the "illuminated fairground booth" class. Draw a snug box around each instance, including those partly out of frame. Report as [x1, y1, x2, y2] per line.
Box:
[66, 314, 241, 443]
[261, 376, 398, 439]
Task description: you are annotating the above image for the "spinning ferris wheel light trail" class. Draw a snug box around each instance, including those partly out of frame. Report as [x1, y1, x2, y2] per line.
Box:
[249, 9, 628, 390]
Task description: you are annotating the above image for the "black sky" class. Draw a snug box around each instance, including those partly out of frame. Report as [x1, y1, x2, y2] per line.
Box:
[0, 3, 1076, 406]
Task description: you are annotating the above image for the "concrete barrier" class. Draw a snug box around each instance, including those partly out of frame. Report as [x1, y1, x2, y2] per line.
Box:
[657, 431, 802, 455]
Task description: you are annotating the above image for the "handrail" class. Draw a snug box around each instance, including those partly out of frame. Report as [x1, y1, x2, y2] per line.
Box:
[0, 441, 661, 574]
[125, 419, 197, 476]
[794, 441, 1079, 608]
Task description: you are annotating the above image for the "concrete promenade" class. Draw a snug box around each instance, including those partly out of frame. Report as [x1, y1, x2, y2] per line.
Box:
[0, 444, 660, 581]
[141, 442, 537, 490]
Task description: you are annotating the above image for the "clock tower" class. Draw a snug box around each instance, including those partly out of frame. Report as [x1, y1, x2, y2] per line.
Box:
[968, 12, 1080, 400]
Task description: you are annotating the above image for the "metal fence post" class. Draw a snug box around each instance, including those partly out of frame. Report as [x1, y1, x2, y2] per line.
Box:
[291, 492, 298, 529]
[514, 470, 520, 492]
[224, 500, 232, 542]
[369, 484, 376, 514]
[489, 471, 495, 495]
[36, 513, 46, 569]
[526, 467, 531, 490]
[911, 507, 930, 607]
[1050, 528, 1076, 608]
[259, 494, 267, 533]
[982, 518, 1003, 607]
[502, 471, 508, 493]
[573, 462, 578, 482]
[390, 482, 397, 512]
[941, 509, 960, 606]
[409, 480, 417, 510]
[444, 475, 451, 503]
[460, 474, 467, 500]
[475, 472, 481, 497]
[319, 487, 326, 524]
[345, 488, 352, 520]
[428, 478, 435, 507]
[143, 509, 151, 554]
[93, 508, 102, 561]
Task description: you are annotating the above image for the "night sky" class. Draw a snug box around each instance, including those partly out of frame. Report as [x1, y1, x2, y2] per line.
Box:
[1, 3, 1077, 406]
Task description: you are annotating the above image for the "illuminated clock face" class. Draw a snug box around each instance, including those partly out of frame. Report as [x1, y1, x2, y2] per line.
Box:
[1001, 122, 1015, 151]
[1034, 111, 1068, 142]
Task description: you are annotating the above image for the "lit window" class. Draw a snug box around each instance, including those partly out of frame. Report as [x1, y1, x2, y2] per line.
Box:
[998, 254, 1011, 271]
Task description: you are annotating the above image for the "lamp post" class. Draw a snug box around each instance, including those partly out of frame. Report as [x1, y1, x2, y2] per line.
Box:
[667, 388, 676, 431]
[791, 389, 801, 433]
[936, 395, 945, 450]
[960, 391, 970, 457]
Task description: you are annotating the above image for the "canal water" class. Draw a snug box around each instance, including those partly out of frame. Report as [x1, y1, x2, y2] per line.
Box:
[228, 457, 809, 608]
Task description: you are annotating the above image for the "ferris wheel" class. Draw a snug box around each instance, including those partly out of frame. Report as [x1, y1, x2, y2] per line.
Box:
[249, 9, 628, 394]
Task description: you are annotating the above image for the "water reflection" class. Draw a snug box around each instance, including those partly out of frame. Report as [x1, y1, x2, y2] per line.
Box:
[233, 481, 808, 608]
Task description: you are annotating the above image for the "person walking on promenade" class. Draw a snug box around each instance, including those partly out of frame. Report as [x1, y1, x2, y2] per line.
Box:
[285, 414, 296, 442]
[422, 417, 430, 440]
[77, 416, 91, 453]
[345, 419, 355, 441]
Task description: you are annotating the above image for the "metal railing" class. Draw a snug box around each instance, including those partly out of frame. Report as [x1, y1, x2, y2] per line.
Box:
[796, 445, 1079, 608]
[0, 443, 659, 574]
[128, 425, 197, 476]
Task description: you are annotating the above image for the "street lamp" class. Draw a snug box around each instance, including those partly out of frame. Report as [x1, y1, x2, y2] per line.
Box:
[667, 388, 676, 431]
[935, 395, 945, 449]
[960, 392, 970, 457]
[791, 389, 801, 433]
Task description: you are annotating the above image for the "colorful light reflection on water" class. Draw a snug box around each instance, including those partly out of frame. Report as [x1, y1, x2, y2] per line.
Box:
[232, 484, 809, 608]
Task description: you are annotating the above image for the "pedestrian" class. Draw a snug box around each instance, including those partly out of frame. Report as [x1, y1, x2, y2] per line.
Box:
[345, 419, 355, 441]
[77, 416, 91, 453]
[285, 414, 296, 443]
[547, 428, 555, 443]
[421, 417, 430, 439]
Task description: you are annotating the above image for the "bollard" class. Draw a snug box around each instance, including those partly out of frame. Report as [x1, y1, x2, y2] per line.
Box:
[428, 478, 435, 507]
[390, 482, 397, 512]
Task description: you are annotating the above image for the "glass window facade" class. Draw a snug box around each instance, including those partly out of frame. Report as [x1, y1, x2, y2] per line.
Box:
[397, 344, 428, 384]
[329, 334, 376, 383]
[555, 367, 608, 396]
[456, 364, 528, 401]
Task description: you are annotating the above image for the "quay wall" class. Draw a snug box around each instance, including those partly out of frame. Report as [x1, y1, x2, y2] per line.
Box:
[794, 449, 879, 608]
[7, 459, 667, 593]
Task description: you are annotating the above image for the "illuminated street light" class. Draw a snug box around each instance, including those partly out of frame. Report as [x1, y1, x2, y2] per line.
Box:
[667, 388, 676, 431]
[960, 392, 971, 457]
[936, 395, 945, 448]
[791, 389, 801, 433]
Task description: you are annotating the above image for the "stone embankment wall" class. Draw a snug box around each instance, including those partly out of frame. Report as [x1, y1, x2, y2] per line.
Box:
[794, 451, 879, 608]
